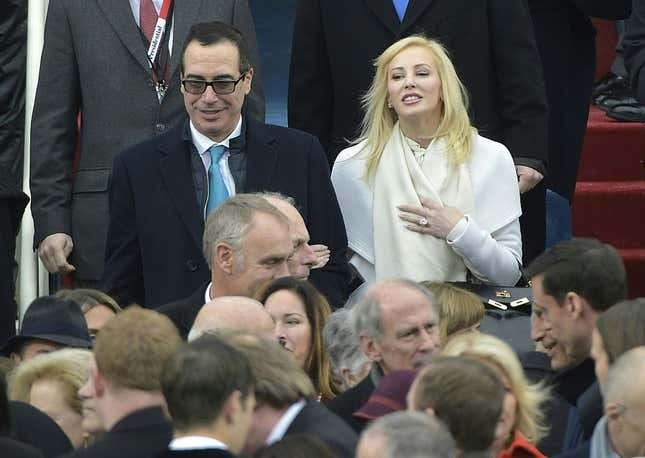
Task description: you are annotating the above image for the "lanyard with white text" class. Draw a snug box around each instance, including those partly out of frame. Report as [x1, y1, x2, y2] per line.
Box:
[146, 0, 173, 99]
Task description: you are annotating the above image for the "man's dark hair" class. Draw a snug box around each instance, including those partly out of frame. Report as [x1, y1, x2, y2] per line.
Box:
[525, 238, 626, 312]
[411, 357, 505, 453]
[161, 334, 255, 432]
[180, 21, 252, 74]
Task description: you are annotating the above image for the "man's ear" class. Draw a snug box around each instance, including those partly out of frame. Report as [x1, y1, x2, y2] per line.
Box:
[605, 402, 624, 423]
[360, 335, 382, 363]
[563, 291, 584, 319]
[243, 68, 253, 95]
[214, 243, 235, 275]
[222, 390, 242, 425]
[91, 364, 106, 398]
[9, 352, 22, 364]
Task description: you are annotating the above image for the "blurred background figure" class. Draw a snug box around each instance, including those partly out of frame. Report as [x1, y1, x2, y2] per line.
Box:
[8, 349, 92, 448]
[598, 347, 645, 458]
[442, 333, 550, 458]
[0, 0, 29, 350]
[220, 331, 357, 458]
[407, 357, 506, 458]
[54, 289, 121, 339]
[157, 335, 256, 457]
[255, 277, 339, 401]
[254, 434, 339, 458]
[1, 297, 91, 364]
[356, 411, 457, 458]
[188, 297, 275, 341]
[422, 282, 484, 346]
[323, 308, 371, 391]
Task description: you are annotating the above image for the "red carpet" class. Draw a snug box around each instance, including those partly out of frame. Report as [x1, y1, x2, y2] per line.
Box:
[573, 21, 645, 298]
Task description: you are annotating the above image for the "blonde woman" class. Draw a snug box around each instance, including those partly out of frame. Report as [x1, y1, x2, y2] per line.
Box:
[422, 282, 485, 345]
[8, 348, 93, 448]
[331, 36, 522, 286]
[442, 333, 549, 458]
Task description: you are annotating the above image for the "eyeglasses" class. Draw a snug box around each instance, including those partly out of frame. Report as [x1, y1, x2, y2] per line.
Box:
[181, 73, 246, 95]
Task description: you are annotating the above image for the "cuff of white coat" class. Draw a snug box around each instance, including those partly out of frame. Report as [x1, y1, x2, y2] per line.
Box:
[446, 216, 470, 244]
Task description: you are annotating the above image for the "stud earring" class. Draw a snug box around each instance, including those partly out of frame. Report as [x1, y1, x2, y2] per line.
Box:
[387, 101, 393, 108]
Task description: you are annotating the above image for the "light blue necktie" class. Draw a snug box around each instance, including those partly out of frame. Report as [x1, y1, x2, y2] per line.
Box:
[392, 0, 409, 21]
[206, 145, 229, 215]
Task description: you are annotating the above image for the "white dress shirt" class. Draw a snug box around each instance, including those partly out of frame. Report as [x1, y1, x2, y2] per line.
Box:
[169, 436, 228, 451]
[127, 0, 174, 54]
[189, 117, 241, 199]
[265, 399, 306, 446]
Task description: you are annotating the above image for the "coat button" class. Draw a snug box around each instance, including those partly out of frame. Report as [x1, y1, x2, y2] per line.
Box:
[186, 259, 198, 272]
[155, 123, 167, 134]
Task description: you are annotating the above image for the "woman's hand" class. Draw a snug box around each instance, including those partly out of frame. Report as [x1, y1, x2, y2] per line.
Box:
[310, 244, 330, 269]
[397, 197, 464, 240]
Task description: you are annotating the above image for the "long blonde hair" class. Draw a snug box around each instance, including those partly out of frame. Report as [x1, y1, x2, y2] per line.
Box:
[357, 36, 476, 179]
[442, 333, 550, 445]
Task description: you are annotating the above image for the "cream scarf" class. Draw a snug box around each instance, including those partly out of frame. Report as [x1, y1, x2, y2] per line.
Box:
[373, 123, 475, 281]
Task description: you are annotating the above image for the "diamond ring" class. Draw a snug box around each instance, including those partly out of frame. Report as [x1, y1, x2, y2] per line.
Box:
[419, 217, 428, 227]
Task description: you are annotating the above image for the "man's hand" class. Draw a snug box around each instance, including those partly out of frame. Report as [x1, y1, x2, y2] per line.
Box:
[310, 244, 330, 269]
[38, 233, 76, 274]
[516, 165, 544, 194]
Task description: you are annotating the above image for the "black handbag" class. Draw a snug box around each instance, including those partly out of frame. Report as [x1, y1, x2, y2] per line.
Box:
[449, 282, 533, 315]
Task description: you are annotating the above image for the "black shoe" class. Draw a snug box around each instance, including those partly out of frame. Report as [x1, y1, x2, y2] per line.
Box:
[593, 72, 630, 98]
[606, 102, 645, 123]
[596, 95, 639, 112]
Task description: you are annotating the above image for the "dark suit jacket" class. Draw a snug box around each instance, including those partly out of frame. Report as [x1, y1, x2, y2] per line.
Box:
[284, 401, 358, 458]
[289, 0, 548, 167]
[60, 406, 172, 458]
[9, 401, 73, 458]
[288, 0, 549, 264]
[0, 437, 44, 458]
[29, 0, 264, 282]
[103, 116, 349, 308]
[527, 0, 632, 201]
[158, 282, 209, 339]
[155, 448, 236, 458]
[325, 375, 375, 434]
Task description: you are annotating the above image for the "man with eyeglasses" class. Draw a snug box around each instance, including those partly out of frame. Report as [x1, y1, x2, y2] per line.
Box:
[102, 21, 349, 310]
[30, 0, 264, 293]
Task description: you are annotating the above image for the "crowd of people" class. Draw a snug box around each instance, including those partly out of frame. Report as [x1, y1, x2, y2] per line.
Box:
[1, 0, 644, 457]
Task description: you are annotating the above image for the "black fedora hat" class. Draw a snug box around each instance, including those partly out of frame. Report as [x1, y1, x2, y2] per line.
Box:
[1, 296, 92, 356]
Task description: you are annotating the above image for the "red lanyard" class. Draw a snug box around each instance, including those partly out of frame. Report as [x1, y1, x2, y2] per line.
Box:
[146, 0, 173, 66]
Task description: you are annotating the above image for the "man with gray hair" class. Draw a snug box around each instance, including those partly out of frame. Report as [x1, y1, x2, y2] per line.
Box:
[356, 411, 457, 458]
[187, 296, 275, 341]
[326, 279, 441, 432]
[595, 347, 645, 458]
[159, 194, 292, 338]
[323, 308, 371, 390]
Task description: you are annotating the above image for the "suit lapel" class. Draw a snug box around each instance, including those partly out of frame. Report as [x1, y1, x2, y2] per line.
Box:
[170, 0, 203, 81]
[364, 0, 401, 36]
[245, 117, 279, 192]
[401, 0, 435, 34]
[96, 0, 150, 74]
[159, 129, 204, 251]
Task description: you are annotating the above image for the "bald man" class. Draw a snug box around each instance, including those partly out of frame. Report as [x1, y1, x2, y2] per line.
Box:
[262, 193, 329, 280]
[188, 297, 275, 341]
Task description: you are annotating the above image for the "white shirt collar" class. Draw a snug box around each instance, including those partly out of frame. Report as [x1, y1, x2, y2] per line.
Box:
[265, 399, 307, 446]
[169, 436, 228, 451]
[204, 282, 213, 304]
[189, 116, 243, 156]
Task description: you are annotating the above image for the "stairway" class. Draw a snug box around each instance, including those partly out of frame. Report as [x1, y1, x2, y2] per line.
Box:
[573, 20, 645, 298]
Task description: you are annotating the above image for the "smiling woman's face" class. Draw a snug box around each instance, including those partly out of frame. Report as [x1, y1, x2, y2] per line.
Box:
[264, 289, 312, 370]
[386, 45, 443, 125]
